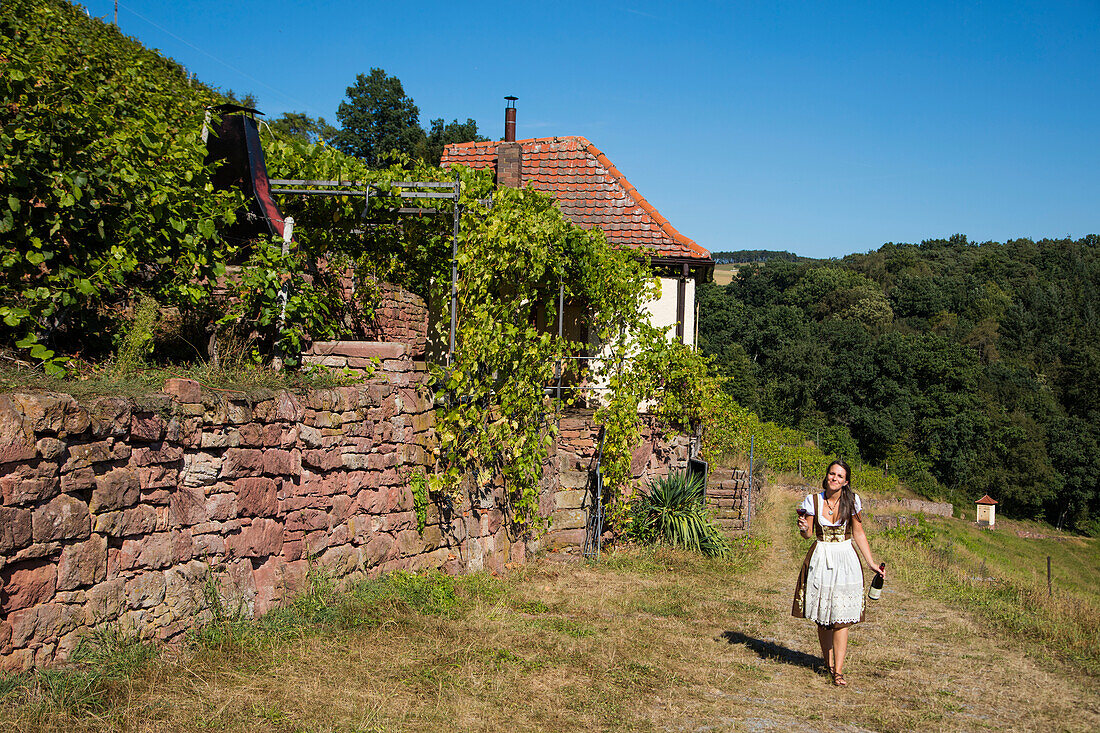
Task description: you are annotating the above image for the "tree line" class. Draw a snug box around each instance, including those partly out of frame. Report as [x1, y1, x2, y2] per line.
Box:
[232, 68, 486, 166]
[698, 235, 1100, 534]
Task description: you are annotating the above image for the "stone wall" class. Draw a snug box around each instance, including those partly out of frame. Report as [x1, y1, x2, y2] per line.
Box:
[863, 497, 953, 519]
[0, 345, 509, 670]
[0, 344, 692, 669]
[360, 282, 429, 358]
[538, 413, 693, 553]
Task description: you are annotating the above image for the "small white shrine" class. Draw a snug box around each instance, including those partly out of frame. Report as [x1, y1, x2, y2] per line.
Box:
[975, 495, 998, 527]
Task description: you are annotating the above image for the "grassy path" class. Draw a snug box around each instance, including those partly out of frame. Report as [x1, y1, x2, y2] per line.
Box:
[4, 483, 1098, 732]
[684, 483, 1100, 732]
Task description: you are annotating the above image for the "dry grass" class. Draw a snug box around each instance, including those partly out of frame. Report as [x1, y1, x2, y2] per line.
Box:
[2, 486, 1098, 732]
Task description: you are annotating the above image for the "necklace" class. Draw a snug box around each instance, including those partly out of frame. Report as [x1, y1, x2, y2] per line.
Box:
[823, 492, 841, 518]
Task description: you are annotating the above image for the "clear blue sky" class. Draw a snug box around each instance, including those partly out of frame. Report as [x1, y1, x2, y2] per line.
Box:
[84, 1, 1098, 259]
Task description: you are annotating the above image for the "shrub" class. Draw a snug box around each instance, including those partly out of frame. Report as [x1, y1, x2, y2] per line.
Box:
[628, 471, 730, 557]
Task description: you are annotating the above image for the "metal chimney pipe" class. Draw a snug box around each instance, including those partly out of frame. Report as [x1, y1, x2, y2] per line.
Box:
[504, 96, 518, 142]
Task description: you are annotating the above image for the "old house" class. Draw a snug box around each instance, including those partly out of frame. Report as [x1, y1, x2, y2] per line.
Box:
[441, 104, 714, 349]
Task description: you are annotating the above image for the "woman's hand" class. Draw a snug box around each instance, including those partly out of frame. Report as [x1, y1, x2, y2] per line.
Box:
[796, 512, 811, 535]
[868, 562, 886, 580]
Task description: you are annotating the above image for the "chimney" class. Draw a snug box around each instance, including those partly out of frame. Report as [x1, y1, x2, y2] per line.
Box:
[504, 95, 517, 142]
[497, 96, 521, 188]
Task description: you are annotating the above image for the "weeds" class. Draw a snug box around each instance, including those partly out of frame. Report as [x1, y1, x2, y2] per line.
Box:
[113, 295, 160, 376]
[878, 519, 1100, 675]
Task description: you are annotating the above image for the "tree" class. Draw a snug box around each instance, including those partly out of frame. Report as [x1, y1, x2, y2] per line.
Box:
[221, 88, 258, 109]
[420, 117, 487, 165]
[334, 68, 425, 167]
[270, 111, 337, 145]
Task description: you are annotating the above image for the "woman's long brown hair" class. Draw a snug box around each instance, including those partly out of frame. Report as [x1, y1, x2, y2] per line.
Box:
[821, 459, 856, 522]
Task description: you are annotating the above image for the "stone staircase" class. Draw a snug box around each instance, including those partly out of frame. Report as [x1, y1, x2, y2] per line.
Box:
[705, 466, 753, 536]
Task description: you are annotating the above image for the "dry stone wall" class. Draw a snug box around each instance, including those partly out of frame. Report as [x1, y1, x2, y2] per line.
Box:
[0, 343, 693, 669]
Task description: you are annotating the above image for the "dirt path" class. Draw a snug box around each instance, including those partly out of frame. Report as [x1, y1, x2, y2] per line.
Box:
[677, 483, 1100, 732]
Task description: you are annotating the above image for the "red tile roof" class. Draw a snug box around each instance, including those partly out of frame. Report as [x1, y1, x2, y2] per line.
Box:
[441, 136, 712, 262]
[976, 495, 998, 505]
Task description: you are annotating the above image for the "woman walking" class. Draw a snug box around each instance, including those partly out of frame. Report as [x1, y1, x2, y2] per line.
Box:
[792, 460, 884, 687]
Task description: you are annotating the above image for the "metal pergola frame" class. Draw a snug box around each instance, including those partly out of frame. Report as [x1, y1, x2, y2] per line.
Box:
[269, 174, 464, 366]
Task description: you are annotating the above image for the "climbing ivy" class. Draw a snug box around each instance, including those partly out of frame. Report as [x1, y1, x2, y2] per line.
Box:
[427, 177, 656, 528]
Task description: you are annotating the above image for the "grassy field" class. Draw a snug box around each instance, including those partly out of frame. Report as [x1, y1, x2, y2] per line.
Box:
[1, 484, 1098, 732]
[712, 264, 739, 286]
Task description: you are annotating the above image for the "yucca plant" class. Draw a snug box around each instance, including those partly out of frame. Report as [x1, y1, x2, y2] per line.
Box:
[629, 471, 730, 557]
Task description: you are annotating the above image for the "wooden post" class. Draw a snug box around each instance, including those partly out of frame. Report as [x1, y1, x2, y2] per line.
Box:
[1048, 556, 1052, 597]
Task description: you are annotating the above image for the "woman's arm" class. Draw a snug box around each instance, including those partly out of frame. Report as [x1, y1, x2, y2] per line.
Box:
[797, 511, 813, 538]
[850, 513, 885, 579]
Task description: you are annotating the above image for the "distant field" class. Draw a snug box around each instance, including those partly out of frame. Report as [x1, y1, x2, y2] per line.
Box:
[713, 263, 739, 285]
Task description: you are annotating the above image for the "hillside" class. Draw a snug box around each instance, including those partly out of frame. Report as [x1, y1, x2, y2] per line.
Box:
[0, 0, 245, 368]
[0, 0, 443, 369]
[699, 234, 1100, 534]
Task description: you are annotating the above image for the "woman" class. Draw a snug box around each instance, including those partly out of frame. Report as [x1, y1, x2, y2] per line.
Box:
[791, 459, 884, 687]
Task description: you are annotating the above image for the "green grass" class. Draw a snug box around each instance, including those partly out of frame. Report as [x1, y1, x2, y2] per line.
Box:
[874, 513, 1100, 675]
[0, 358, 365, 401]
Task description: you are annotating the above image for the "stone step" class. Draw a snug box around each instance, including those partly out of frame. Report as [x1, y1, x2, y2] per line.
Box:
[705, 487, 742, 499]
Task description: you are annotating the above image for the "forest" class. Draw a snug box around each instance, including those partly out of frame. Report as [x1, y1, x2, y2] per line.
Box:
[698, 234, 1100, 533]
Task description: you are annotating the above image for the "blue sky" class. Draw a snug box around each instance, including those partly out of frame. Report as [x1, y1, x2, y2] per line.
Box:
[84, 1, 1098, 259]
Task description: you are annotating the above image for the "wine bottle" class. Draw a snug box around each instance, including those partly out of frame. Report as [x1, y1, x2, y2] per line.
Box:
[867, 563, 885, 600]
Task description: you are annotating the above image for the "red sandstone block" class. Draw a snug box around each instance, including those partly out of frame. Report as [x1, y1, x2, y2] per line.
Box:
[282, 538, 305, 561]
[191, 532, 225, 557]
[131, 444, 184, 467]
[221, 448, 264, 478]
[174, 530, 194, 564]
[136, 464, 178, 490]
[164, 378, 202, 403]
[56, 534, 107, 591]
[0, 437, 37, 466]
[130, 413, 166, 443]
[251, 555, 286, 616]
[279, 494, 319, 513]
[236, 423, 263, 447]
[124, 572, 166, 610]
[286, 509, 330, 533]
[119, 532, 174, 570]
[308, 472, 349, 497]
[309, 341, 407, 360]
[1, 560, 56, 613]
[0, 507, 32, 553]
[168, 486, 208, 526]
[276, 391, 303, 422]
[93, 505, 157, 537]
[236, 477, 278, 517]
[330, 494, 352, 522]
[31, 494, 90, 543]
[2, 472, 60, 505]
[261, 423, 284, 447]
[206, 492, 236, 521]
[89, 468, 140, 513]
[262, 448, 300, 476]
[228, 518, 284, 558]
[361, 533, 395, 567]
[356, 488, 387, 515]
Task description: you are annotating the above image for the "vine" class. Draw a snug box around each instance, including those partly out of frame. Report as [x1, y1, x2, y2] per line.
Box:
[411, 468, 429, 532]
[427, 176, 656, 530]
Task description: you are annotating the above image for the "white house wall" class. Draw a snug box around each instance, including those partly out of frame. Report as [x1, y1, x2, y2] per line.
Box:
[646, 275, 696, 347]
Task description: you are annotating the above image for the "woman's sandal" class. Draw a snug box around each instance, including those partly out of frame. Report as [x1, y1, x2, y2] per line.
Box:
[833, 671, 847, 687]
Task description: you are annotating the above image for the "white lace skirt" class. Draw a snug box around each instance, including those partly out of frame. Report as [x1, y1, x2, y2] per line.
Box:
[803, 539, 865, 626]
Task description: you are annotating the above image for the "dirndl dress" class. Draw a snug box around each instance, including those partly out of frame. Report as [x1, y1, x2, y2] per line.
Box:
[791, 493, 865, 626]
